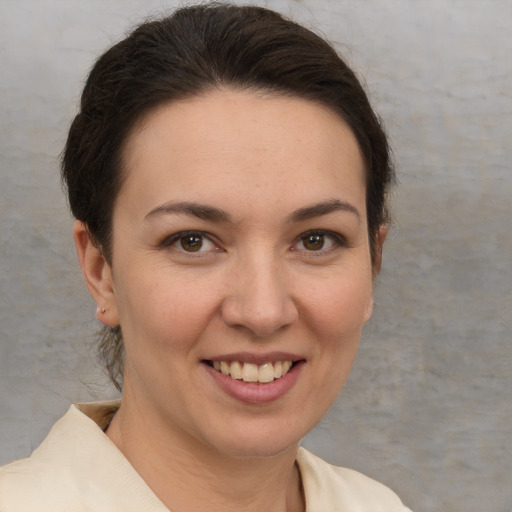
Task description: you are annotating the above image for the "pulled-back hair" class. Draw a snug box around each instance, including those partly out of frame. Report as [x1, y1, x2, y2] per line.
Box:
[62, 3, 394, 390]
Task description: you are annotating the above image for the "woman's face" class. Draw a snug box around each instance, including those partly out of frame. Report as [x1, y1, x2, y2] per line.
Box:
[93, 89, 377, 458]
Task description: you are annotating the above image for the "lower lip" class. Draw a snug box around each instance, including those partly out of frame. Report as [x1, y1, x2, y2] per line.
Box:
[204, 361, 304, 405]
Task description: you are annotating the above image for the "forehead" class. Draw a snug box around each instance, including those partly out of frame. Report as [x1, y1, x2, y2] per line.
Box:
[119, 89, 366, 219]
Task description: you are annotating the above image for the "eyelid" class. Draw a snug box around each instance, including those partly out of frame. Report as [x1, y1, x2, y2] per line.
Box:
[160, 230, 219, 252]
[159, 228, 346, 254]
[292, 229, 347, 253]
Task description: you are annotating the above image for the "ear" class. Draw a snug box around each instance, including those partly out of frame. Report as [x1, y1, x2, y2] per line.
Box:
[364, 224, 389, 323]
[372, 224, 388, 278]
[73, 221, 119, 327]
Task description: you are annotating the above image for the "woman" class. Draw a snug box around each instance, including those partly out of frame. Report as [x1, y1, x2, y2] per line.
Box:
[0, 4, 411, 511]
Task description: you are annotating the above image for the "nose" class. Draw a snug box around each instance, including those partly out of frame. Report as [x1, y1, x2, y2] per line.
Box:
[221, 254, 298, 338]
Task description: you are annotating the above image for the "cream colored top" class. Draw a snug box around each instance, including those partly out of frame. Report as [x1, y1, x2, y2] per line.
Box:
[0, 402, 412, 511]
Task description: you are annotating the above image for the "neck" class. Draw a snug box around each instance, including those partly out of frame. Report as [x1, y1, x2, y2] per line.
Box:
[106, 394, 305, 512]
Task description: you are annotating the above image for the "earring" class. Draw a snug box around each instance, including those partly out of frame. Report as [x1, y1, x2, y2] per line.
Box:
[97, 306, 106, 314]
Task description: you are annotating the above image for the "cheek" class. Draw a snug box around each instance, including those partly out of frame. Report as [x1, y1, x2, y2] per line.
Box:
[301, 272, 373, 335]
[310, 279, 371, 380]
[115, 269, 220, 352]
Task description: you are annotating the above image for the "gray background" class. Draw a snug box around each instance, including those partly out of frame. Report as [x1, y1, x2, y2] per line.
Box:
[1, 1, 511, 511]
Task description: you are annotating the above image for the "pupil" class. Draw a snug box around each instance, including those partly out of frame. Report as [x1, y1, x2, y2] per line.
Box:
[181, 235, 202, 252]
[305, 234, 324, 250]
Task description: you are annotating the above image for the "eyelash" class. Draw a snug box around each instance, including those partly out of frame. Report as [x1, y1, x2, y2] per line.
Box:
[161, 229, 346, 255]
[292, 230, 347, 254]
[160, 231, 219, 254]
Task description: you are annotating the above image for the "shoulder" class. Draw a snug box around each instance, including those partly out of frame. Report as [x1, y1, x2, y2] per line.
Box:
[297, 447, 412, 512]
[0, 457, 78, 511]
[0, 402, 166, 512]
[0, 405, 87, 511]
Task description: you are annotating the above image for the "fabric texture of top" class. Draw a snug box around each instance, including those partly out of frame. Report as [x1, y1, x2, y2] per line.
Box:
[0, 402, 412, 511]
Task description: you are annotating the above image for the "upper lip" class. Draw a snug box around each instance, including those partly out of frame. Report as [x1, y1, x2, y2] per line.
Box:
[203, 351, 305, 365]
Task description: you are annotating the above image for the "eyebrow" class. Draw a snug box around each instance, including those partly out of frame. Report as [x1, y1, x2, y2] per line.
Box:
[144, 198, 360, 224]
[144, 201, 232, 223]
[287, 199, 361, 223]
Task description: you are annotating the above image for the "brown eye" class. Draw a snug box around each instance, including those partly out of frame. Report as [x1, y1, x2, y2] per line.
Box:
[302, 234, 325, 251]
[162, 230, 217, 254]
[293, 230, 345, 254]
[180, 234, 204, 252]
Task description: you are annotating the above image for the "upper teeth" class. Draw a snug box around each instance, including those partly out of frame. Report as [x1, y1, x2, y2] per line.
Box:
[212, 360, 293, 383]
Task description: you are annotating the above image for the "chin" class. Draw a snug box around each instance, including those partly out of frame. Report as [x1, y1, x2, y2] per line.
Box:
[198, 416, 311, 460]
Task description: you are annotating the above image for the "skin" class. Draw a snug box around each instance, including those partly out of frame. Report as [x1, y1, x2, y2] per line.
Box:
[74, 89, 386, 512]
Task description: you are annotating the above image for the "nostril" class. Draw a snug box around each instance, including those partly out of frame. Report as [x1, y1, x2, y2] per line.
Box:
[221, 293, 298, 338]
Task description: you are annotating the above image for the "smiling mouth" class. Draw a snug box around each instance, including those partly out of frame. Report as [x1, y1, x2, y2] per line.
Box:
[206, 360, 296, 383]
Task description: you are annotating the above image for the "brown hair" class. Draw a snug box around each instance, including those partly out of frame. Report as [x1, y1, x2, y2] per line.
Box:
[62, 3, 394, 390]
